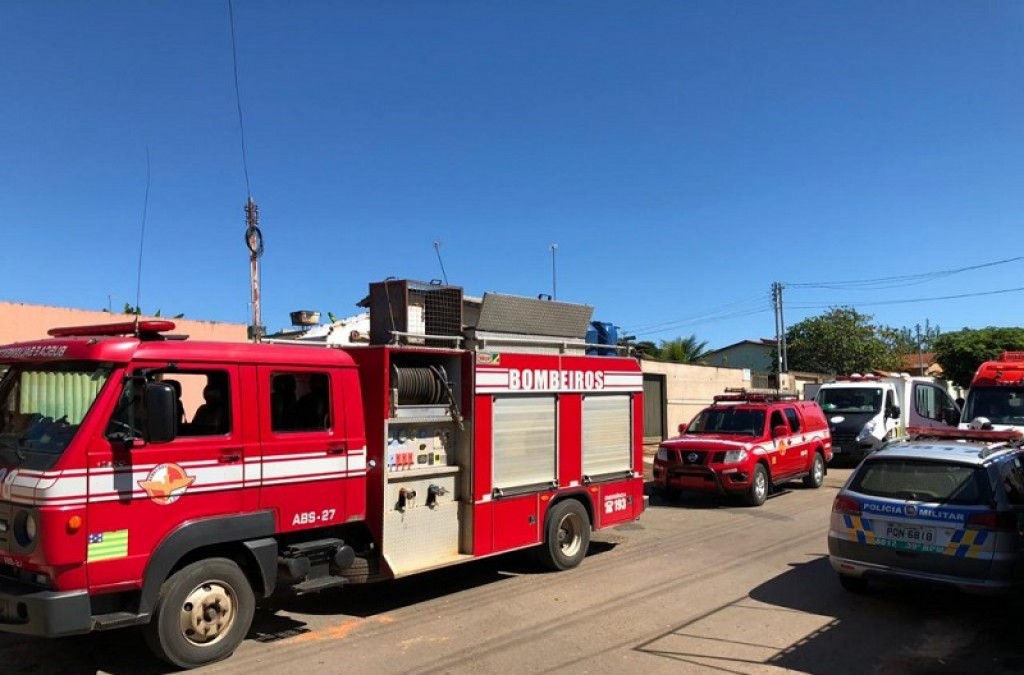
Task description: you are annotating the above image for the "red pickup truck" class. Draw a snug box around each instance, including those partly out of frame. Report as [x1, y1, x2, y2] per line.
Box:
[653, 393, 832, 506]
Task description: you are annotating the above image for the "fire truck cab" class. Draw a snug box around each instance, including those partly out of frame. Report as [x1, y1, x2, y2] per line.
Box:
[0, 281, 645, 668]
[961, 352, 1024, 432]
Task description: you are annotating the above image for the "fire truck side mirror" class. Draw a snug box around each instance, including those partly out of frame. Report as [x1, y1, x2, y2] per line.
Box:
[144, 382, 178, 444]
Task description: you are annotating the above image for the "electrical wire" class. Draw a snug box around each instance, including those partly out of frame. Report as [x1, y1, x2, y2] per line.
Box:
[787, 285, 1024, 310]
[227, 0, 252, 199]
[627, 293, 769, 334]
[784, 256, 1023, 290]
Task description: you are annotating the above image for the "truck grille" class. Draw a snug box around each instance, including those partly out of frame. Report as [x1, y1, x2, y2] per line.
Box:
[832, 433, 858, 454]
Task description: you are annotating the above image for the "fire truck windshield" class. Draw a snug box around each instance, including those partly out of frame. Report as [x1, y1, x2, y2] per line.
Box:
[963, 387, 1024, 427]
[688, 408, 766, 436]
[0, 361, 113, 470]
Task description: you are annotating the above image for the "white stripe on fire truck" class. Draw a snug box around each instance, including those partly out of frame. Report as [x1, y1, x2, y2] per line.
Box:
[2, 452, 370, 506]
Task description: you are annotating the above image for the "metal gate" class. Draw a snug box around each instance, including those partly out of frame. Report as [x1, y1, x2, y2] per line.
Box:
[642, 374, 666, 441]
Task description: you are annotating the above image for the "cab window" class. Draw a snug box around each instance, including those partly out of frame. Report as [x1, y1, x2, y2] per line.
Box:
[770, 410, 788, 432]
[783, 408, 801, 433]
[914, 384, 956, 422]
[270, 371, 331, 432]
[106, 370, 232, 439]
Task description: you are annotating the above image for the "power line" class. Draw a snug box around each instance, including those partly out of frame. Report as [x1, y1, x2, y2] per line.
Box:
[788, 285, 1024, 309]
[784, 256, 1023, 290]
[630, 307, 772, 339]
[227, 0, 252, 199]
[628, 294, 768, 334]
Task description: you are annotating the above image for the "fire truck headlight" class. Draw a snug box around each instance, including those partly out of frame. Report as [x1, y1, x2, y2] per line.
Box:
[13, 510, 37, 548]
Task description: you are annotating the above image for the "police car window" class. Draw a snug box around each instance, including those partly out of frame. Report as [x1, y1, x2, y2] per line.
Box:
[1002, 458, 1024, 506]
[850, 459, 991, 506]
[783, 408, 801, 433]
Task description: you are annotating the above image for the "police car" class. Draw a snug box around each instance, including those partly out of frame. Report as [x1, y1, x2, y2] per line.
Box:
[828, 427, 1024, 593]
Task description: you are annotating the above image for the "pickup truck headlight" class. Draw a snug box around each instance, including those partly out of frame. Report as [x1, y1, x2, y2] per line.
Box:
[655, 447, 668, 461]
[856, 419, 878, 443]
[723, 449, 748, 464]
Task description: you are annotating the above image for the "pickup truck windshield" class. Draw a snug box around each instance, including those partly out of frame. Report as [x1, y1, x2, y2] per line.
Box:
[817, 387, 883, 414]
[0, 361, 112, 470]
[688, 408, 765, 436]
[963, 387, 1024, 427]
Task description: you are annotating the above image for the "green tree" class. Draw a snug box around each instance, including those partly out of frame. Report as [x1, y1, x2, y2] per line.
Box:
[658, 335, 710, 364]
[786, 307, 901, 374]
[932, 327, 1024, 387]
[630, 340, 659, 359]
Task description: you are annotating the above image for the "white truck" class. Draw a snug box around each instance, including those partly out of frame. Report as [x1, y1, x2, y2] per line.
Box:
[807, 374, 960, 461]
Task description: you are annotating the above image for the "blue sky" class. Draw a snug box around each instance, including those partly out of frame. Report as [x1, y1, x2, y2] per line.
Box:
[2, 2, 1022, 350]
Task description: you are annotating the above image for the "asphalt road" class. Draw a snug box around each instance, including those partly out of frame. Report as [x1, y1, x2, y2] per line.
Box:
[4, 465, 1024, 674]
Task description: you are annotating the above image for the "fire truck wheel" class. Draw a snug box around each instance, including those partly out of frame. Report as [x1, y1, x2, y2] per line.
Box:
[144, 557, 256, 669]
[803, 452, 825, 489]
[538, 499, 590, 571]
[743, 464, 769, 507]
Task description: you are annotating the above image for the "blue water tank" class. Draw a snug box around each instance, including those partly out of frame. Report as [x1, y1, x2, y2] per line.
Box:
[586, 321, 618, 356]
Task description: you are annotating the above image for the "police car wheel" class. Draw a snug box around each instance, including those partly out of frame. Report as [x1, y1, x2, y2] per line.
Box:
[145, 557, 256, 669]
[537, 499, 590, 571]
[803, 452, 825, 489]
[838, 573, 868, 593]
[743, 464, 769, 507]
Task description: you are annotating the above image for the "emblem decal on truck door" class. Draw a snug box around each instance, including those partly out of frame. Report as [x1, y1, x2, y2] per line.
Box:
[138, 463, 196, 505]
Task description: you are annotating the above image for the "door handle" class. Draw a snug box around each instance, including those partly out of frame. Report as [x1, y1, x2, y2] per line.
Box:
[219, 448, 242, 463]
[327, 442, 347, 455]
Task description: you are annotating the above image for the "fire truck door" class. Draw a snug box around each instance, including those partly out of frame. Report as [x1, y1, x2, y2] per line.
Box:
[86, 365, 245, 588]
[256, 366, 354, 531]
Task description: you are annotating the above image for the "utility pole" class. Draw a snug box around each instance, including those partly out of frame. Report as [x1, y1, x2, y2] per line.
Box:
[245, 198, 264, 342]
[916, 323, 924, 374]
[772, 282, 788, 374]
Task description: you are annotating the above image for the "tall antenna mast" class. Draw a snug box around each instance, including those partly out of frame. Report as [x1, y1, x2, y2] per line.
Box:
[434, 240, 449, 285]
[133, 148, 152, 334]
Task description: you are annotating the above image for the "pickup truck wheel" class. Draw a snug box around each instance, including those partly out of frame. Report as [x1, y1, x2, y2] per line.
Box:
[144, 558, 255, 669]
[537, 500, 590, 571]
[803, 452, 825, 489]
[743, 464, 769, 507]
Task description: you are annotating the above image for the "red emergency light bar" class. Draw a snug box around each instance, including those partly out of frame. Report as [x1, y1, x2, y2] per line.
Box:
[1000, 352, 1024, 362]
[713, 392, 796, 403]
[47, 320, 177, 338]
[906, 426, 1023, 443]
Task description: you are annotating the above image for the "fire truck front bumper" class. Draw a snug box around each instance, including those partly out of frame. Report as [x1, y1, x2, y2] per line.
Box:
[0, 578, 92, 636]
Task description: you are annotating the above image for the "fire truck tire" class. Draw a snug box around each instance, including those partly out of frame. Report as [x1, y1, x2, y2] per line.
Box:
[538, 499, 590, 571]
[144, 557, 256, 669]
[743, 464, 769, 507]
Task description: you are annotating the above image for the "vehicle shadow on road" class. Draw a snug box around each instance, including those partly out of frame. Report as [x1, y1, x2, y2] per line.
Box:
[0, 543, 618, 675]
[637, 554, 1024, 674]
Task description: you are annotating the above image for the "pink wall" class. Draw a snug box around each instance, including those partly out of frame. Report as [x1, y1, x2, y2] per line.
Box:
[0, 302, 248, 345]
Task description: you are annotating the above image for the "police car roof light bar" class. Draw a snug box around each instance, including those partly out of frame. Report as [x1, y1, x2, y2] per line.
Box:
[906, 426, 1024, 443]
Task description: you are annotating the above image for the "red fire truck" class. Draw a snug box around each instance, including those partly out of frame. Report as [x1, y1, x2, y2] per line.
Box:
[0, 281, 645, 668]
[960, 351, 1024, 431]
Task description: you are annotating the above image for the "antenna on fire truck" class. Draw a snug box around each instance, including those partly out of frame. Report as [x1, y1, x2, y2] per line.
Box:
[132, 147, 152, 336]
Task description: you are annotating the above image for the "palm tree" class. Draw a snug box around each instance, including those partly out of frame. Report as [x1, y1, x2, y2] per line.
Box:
[659, 335, 710, 363]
